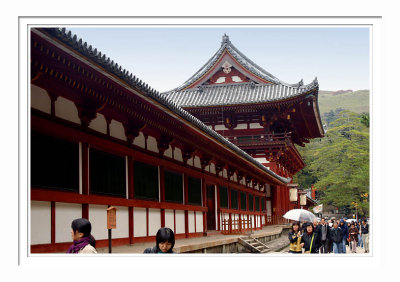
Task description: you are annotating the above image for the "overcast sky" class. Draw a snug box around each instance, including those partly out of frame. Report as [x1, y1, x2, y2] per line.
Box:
[68, 27, 370, 92]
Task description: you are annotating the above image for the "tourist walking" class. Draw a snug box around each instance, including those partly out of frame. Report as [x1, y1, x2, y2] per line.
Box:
[330, 221, 343, 254]
[361, 219, 369, 253]
[301, 223, 320, 254]
[339, 219, 348, 253]
[144, 227, 175, 253]
[319, 218, 330, 253]
[288, 221, 303, 254]
[357, 221, 364, 248]
[348, 223, 358, 253]
[67, 218, 97, 254]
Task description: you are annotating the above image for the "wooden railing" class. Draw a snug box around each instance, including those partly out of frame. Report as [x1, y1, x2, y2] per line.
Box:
[223, 132, 293, 147]
[221, 218, 253, 235]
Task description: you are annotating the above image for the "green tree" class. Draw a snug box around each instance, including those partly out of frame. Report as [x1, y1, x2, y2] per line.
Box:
[294, 110, 370, 216]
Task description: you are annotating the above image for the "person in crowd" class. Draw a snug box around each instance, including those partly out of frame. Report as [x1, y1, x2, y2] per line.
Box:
[319, 218, 330, 253]
[339, 219, 349, 253]
[348, 222, 359, 253]
[302, 221, 308, 233]
[67, 218, 97, 254]
[328, 219, 333, 228]
[144, 227, 175, 253]
[288, 221, 303, 254]
[361, 219, 369, 253]
[312, 218, 322, 253]
[330, 221, 343, 254]
[357, 220, 364, 248]
[301, 222, 321, 254]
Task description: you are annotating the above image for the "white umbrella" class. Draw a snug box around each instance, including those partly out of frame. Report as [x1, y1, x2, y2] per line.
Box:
[283, 209, 317, 222]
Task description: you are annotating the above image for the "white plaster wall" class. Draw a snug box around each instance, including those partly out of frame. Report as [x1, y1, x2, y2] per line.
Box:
[89, 204, 108, 240]
[55, 96, 80, 124]
[148, 208, 161, 236]
[234, 123, 247, 130]
[188, 211, 195, 233]
[175, 210, 185, 234]
[233, 173, 237, 182]
[134, 207, 147, 237]
[147, 136, 159, 153]
[266, 201, 272, 216]
[204, 165, 210, 172]
[31, 84, 51, 114]
[88, 113, 107, 134]
[210, 163, 216, 174]
[255, 157, 268, 164]
[249, 123, 263, 129]
[223, 169, 228, 179]
[55, 202, 81, 243]
[165, 209, 174, 231]
[194, 156, 201, 169]
[215, 124, 228, 130]
[31, 201, 51, 245]
[113, 206, 129, 239]
[187, 157, 193, 166]
[174, 147, 183, 162]
[251, 215, 255, 229]
[196, 212, 203, 233]
[110, 120, 127, 141]
[266, 184, 271, 197]
[164, 146, 173, 158]
[133, 132, 145, 148]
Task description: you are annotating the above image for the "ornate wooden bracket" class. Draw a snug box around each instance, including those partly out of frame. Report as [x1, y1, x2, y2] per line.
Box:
[76, 99, 105, 129]
[215, 162, 225, 176]
[182, 147, 195, 164]
[157, 134, 174, 155]
[123, 120, 146, 145]
[200, 155, 212, 170]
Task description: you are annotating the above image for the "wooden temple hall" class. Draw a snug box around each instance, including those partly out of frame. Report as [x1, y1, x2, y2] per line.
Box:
[30, 28, 323, 253]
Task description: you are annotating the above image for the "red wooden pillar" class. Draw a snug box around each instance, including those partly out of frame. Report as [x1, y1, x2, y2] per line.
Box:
[202, 179, 207, 233]
[160, 166, 165, 227]
[228, 186, 232, 233]
[51, 202, 55, 244]
[216, 185, 220, 231]
[238, 191, 241, 232]
[82, 142, 89, 219]
[128, 156, 134, 244]
[184, 173, 189, 237]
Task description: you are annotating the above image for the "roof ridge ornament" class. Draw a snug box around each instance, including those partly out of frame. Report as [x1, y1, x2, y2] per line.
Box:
[222, 33, 230, 45]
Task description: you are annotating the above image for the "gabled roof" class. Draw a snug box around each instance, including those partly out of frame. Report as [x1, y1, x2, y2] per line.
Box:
[168, 34, 305, 92]
[34, 28, 292, 185]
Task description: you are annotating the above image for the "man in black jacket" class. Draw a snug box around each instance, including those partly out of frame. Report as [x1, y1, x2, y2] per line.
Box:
[319, 218, 331, 253]
[330, 221, 343, 254]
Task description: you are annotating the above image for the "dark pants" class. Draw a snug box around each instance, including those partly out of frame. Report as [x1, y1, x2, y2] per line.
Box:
[319, 240, 330, 253]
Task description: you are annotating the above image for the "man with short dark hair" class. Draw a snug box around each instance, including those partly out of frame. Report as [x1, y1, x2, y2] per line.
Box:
[361, 219, 369, 253]
[330, 221, 343, 254]
[319, 218, 330, 253]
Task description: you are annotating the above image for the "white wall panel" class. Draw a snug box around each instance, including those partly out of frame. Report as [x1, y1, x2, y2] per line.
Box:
[134, 207, 147, 237]
[55, 96, 80, 124]
[110, 120, 127, 141]
[148, 208, 161, 236]
[88, 113, 107, 134]
[164, 146, 173, 158]
[194, 156, 201, 169]
[175, 210, 185, 234]
[113, 206, 129, 239]
[188, 211, 195, 233]
[133, 132, 145, 148]
[215, 124, 228, 130]
[174, 147, 183, 162]
[210, 163, 216, 174]
[196, 212, 203, 233]
[223, 169, 228, 179]
[55, 202, 81, 243]
[234, 123, 247, 130]
[165, 209, 174, 231]
[266, 201, 272, 216]
[31, 84, 51, 114]
[249, 123, 263, 129]
[31, 201, 51, 245]
[89, 204, 108, 240]
[147, 136, 159, 153]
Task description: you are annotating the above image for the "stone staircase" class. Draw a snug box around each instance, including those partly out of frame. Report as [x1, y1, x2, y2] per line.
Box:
[238, 237, 271, 253]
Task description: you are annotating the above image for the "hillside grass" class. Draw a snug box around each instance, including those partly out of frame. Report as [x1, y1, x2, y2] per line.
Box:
[317, 90, 370, 115]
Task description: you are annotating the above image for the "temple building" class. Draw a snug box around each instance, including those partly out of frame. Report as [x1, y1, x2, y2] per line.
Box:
[30, 28, 321, 253]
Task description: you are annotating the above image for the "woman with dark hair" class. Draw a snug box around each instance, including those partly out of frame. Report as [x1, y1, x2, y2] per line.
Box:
[288, 221, 303, 253]
[67, 218, 97, 254]
[301, 222, 321, 253]
[348, 222, 359, 253]
[144, 227, 175, 253]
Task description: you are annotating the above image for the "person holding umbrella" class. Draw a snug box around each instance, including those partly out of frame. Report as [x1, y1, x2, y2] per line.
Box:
[288, 221, 303, 254]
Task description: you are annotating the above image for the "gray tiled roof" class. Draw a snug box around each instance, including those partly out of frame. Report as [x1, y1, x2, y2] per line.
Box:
[169, 34, 305, 92]
[37, 28, 291, 184]
[164, 79, 318, 108]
